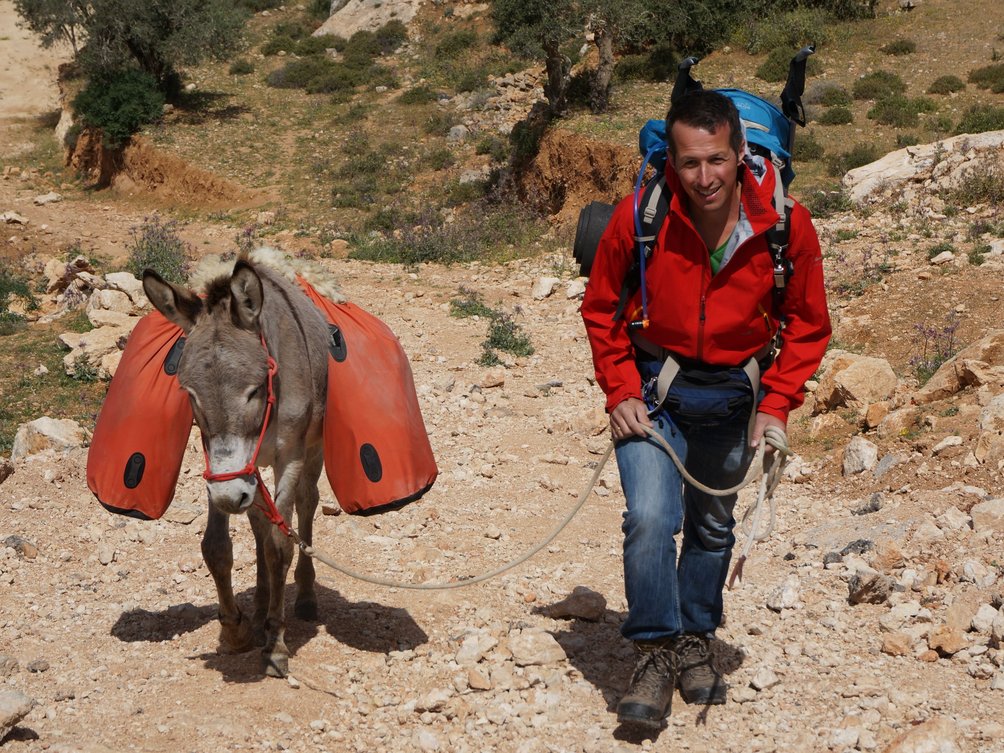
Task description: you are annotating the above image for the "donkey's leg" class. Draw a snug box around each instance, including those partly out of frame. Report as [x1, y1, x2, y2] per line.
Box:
[292, 445, 323, 621]
[202, 505, 254, 654]
[249, 503, 270, 648]
[248, 499, 295, 677]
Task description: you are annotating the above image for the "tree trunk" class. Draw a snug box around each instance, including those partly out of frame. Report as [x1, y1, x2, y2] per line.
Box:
[590, 28, 615, 114]
[542, 41, 570, 116]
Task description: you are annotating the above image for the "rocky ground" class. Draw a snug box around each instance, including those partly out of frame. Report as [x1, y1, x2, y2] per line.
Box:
[4, 4, 1004, 752]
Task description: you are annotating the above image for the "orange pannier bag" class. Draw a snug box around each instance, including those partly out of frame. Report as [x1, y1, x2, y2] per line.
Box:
[87, 310, 192, 520]
[296, 277, 438, 514]
[87, 280, 437, 518]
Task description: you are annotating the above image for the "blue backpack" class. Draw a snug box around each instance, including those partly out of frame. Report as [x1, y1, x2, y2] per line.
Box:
[573, 47, 815, 329]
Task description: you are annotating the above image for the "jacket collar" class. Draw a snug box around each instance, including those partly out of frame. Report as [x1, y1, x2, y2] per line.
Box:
[662, 156, 781, 238]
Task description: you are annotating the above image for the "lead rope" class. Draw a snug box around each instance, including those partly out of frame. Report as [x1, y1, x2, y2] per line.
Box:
[278, 425, 787, 591]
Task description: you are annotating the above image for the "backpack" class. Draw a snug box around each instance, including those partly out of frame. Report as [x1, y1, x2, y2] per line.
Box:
[573, 46, 815, 330]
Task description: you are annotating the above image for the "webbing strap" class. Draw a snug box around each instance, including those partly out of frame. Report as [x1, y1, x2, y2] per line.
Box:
[630, 332, 764, 443]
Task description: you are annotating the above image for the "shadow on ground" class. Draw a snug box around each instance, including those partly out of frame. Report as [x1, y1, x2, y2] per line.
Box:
[109, 581, 427, 682]
[550, 608, 747, 742]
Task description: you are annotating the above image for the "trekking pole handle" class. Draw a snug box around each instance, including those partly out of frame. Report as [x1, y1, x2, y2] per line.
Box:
[794, 44, 816, 62]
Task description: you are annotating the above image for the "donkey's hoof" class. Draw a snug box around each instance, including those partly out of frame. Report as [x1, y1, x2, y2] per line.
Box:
[263, 651, 289, 678]
[294, 600, 318, 621]
[218, 618, 255, 654]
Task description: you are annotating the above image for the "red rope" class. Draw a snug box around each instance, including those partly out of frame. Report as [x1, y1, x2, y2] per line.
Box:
[201, 334, 291, 537]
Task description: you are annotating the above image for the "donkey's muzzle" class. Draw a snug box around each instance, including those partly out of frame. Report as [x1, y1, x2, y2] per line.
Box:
[206, 477, 257, 515]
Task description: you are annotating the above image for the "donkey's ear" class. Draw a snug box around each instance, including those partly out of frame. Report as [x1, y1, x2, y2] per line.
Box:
[229, 260, 264, 332]
[142, 269, 202, 333]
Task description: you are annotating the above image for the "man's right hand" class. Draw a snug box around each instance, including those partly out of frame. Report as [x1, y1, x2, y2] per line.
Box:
[610, 398, 653, 442]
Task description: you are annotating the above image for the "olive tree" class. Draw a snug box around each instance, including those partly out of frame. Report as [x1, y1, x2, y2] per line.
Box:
[490, 0, 579, 116]
[14, 0, 246, 96]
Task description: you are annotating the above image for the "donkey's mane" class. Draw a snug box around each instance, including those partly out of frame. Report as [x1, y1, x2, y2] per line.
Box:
[203, 275, 233, 309]
[189, 246, 345, 303]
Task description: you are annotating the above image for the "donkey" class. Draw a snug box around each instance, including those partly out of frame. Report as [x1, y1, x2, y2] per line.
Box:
[143, 257, 330, 677]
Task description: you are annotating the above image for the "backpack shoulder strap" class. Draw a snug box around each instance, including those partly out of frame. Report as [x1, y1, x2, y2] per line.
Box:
[762, 162, 794, 309]
[613, 174, 671, 323]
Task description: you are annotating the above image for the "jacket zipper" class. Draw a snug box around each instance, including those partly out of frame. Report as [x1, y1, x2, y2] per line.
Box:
[697, 291, 706, 362]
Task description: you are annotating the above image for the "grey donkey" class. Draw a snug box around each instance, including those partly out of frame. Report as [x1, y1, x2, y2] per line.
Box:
[143, 258, 330, 677]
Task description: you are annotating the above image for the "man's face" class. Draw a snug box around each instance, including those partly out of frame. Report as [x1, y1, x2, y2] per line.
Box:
[669, 121, 743, 220]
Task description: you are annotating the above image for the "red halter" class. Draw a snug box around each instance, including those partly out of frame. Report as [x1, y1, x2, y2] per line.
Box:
[201, 333, 290, 536]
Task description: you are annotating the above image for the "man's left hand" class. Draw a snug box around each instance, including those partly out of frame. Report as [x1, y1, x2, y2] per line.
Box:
[751, 412, 786, 453]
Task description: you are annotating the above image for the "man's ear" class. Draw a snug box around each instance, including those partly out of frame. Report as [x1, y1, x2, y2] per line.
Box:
[229, 260, 264, 332]
[142, 270, 203, 333]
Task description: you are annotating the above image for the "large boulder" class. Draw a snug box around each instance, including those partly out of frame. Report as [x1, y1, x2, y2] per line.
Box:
[975, 394, 1004, 465]
[313, 0, 423, 39]
[815, 352, 898, 414]
[11, 417, 90, 460]
[914, 330, 1004, 404]
[843, 131, 1004, 206]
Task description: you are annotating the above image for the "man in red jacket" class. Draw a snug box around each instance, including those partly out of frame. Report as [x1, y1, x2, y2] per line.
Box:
[581, 90, 830, 729]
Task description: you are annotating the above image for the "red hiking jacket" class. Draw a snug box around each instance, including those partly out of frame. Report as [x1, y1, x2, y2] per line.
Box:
[581, 162, 831, 422]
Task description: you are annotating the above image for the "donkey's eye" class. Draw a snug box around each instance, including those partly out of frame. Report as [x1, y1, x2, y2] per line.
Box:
[245, 385, 264, 403]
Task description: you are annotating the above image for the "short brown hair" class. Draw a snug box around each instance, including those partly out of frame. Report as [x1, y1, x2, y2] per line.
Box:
[665, 90, 743, 157]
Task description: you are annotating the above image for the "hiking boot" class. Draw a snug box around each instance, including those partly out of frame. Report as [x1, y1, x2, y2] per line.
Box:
[674, 633, 727, 705]
[616, 641, 678, 729]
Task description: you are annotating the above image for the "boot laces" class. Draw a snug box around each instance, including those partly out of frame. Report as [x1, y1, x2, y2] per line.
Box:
[629, 646, 677, 694]
[675, 634, 715, 675]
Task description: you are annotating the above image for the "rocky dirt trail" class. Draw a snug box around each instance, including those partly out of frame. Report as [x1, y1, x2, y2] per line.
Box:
[4, 6, 1004, 752]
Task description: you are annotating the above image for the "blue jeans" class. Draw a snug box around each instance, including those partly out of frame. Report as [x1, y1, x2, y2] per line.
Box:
[615, 358, 754, 642]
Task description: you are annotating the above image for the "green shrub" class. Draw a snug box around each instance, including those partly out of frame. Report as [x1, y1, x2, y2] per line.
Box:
[969, 63, 1004, 93]
[423, 111, 453, 136]
[614, 43, 676, 83]
[273, 21, 311, 40]
[350, 200, 550, 266]
[436, 29, 477, 58]
[265, 57, 336, 89]
[818, 106, 853, 125]
[228, 59, 254, 75]
[126, 216, 190, 284]
[0, 262, 39, 335]
[614, 54, 650, 83]
[374, 19, 408, 54]
[734, 7, 830, 54]
[424, 147, 455, 171]
[72, 68, 164, 148]
[895, 133, 919, 147]
[449, 287, 497, 319]
[969, 244, 990, 266]
[946, 162, 1004, 206]
[826, 143, 879, 176]
[815, 85, 852, 106]
[262, 35, 296, 56]
[397, 85, 438, 105]
[480, 311, 534, 365]
[454, 68, 485, 93]
[927, 75, 965, 94]
[880, 39, 916, 56]
[338, 149, 385, 176]
[294, 34, 341, 56]
[756, 48, 794, 83]
[476, 135, 508, 162]
[956, 104, 1004, 133]
[444, 178, 489, 206]
[793, 131, 824, 161]
[852, 70, 906, 100]
[867, 95, 919, 127]
[305, 65, 361, 94]
[803, 189, 852, 218]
